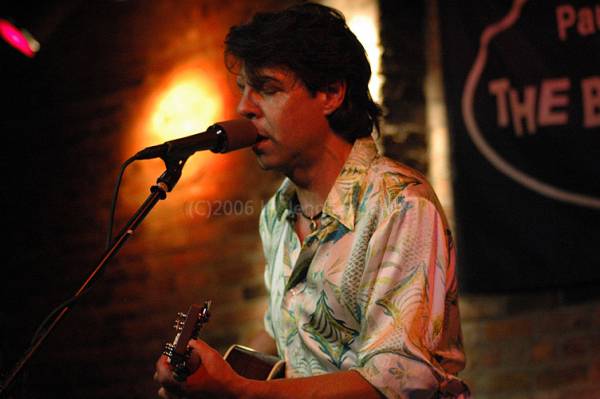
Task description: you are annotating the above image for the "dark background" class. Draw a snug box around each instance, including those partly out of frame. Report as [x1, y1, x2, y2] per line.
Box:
[439, 0, 600, 293]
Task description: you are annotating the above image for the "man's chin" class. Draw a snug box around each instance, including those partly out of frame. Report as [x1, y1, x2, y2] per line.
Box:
[252, 153, 287, 174]
[255, 158, 269, 170]
[253, 153, 272, 170]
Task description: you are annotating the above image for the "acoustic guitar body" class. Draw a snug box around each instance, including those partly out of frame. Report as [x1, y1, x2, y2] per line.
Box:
[224, 345, 285, 380]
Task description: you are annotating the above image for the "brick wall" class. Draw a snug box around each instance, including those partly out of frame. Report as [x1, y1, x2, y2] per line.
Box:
[1, 1, 287, 398]
[460, 294, 600, 399]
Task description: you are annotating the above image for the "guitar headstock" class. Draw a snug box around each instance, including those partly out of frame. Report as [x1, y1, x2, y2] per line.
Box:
[163, 301, 211, 381]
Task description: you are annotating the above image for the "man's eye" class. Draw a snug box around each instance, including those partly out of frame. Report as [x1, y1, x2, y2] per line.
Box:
[259, 86, 280, 95]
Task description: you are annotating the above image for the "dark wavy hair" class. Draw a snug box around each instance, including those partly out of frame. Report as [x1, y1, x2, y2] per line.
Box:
[224, 2, 381, 142]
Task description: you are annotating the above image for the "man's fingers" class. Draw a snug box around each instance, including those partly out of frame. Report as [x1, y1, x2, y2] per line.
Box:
[155, 355, 173, 383]
[158, 386, 184, 399]
[155, 353, 187, 397]
[157, 382, 186, 398]
[186, 338, 209, 351]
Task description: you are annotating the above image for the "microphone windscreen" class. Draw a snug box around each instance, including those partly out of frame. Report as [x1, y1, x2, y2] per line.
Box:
[213, 119, 258, 153]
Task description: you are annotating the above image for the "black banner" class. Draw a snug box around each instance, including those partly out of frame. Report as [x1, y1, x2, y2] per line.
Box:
[440, 0, 600, 292]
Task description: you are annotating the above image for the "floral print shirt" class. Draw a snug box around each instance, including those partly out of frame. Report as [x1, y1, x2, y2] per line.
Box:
[259, 138, 469, 398]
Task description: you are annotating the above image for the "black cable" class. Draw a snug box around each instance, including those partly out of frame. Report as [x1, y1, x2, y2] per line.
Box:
[30, 156, 136, 345]
[1, 157, 139, 397]
[106, 156, 136, 249]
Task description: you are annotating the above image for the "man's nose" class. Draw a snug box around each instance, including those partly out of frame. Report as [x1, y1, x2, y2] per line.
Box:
[237, 89, 261, 120]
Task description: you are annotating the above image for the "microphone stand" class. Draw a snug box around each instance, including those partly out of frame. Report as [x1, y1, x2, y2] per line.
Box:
[0, 154, 189, 397]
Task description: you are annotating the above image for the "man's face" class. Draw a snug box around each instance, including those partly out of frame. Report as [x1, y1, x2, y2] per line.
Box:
[236, 66, 333, 175]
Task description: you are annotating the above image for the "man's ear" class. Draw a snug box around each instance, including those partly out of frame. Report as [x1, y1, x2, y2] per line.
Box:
[320, 81, 347, 116]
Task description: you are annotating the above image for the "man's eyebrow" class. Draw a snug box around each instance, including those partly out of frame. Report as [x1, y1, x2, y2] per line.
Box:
[236, 72, 286, 91]
[250, 74, 284, 88]
[256, 75, 280, 83]
[252, 75, 283, 87]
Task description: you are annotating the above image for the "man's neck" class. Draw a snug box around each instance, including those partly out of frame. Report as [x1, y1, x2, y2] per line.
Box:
[291, 134, 353, 215]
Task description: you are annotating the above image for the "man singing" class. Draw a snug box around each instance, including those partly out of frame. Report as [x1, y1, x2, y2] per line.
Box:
[155, 3, 469, 398]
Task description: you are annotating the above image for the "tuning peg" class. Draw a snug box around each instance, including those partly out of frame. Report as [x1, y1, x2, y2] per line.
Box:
[173, 318, 187, 331]
[163, 343, 175, 357]
[199, 301, 212, 322]
[174, 312, 186, 322]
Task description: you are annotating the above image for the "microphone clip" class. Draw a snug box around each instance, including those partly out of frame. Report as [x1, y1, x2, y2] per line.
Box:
[155, 155, 188, 194]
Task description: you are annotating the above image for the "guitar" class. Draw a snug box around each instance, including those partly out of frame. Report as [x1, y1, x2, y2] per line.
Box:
[163, 302, 285, 382]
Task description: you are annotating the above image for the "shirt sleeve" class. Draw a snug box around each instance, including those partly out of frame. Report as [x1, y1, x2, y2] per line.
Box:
[350, 196, 467, 399]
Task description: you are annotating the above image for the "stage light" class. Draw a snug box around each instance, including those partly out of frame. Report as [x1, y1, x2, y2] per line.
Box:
[0, 18, 40, 58]
[320, 0, 382, 103]
[348, 14, 382, 103]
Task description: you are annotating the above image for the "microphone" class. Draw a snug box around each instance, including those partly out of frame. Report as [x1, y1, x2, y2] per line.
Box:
[133, 119, 258, 160]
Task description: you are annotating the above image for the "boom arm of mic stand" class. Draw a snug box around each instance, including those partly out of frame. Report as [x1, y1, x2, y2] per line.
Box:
[0, 155, 188, 397]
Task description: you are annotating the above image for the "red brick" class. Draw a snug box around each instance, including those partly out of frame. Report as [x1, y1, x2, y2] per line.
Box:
[590, 333, 600, 353]
[484, 318, 533, 341]
[535, 307, 593, 336]
[561, 335, 591, 358]
[530, 337, 557, 364]
[592, 304, 600, 328]
[536, 365, 589, 390]
[459, 295, 509, 320]
[590, 358, 600, 383]
[501, 340, 535, 367]
[559, 386, 600, 399]
[470, 370, 532, 394]
[531, 391, 561, 399]
[463, 344, 504, 371]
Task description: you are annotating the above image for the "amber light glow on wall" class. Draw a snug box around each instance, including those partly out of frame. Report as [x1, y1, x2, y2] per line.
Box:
[121, 59, 236, 201]
[149, 67, 223, 143]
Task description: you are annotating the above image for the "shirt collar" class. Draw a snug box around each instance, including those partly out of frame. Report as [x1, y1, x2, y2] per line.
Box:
[323, 137, 378, 230]
[274, 178, 296, 219]
[273, 137, 379, 231]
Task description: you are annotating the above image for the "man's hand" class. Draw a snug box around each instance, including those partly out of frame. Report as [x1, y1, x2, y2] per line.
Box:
[154, 339, 249, 399]
[154, 338, 383, 399]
